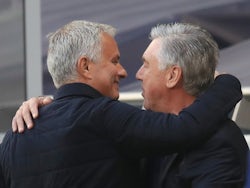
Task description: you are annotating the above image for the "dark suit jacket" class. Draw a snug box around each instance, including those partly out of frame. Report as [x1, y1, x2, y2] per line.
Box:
[147, 112, 248, 188]
[0, 75, 242, 188]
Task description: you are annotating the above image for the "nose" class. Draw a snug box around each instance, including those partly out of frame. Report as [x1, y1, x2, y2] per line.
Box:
[136, 66, 143, 80]
[118, 63, 128, 78]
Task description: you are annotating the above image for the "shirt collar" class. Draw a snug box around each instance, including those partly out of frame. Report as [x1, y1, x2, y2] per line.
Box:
[54, 83, 103, 100]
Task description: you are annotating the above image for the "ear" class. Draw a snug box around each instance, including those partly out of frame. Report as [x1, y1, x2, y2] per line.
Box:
[165, 65, 182, 88]
[76, 56, 92, 79]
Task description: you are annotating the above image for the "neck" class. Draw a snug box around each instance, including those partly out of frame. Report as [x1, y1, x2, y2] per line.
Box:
[171, 94, 195, 115]
[161, 89, 196, 115]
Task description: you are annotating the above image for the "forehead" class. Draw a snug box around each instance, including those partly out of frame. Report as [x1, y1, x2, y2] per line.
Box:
[101, 32, 119, 54]
[143, 39, 161, 61]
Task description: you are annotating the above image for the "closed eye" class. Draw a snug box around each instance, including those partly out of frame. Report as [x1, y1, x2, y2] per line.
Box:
[111, 55, 120, 65]
[111, 59, 119, 65]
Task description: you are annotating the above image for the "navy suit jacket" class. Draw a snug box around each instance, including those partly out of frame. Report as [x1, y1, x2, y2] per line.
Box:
[0, 75, 242, 188]
[147, 120, 248, 188]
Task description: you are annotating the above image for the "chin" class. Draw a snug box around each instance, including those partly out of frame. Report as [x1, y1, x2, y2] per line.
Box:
[143, 102, 150, 110]
[112, 93, 119, 100]
[113, 96, 119, 100]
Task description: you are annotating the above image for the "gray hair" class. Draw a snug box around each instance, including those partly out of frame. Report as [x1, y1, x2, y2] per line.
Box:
[150, 23, 219, 96]
[47, 20, 116, 88]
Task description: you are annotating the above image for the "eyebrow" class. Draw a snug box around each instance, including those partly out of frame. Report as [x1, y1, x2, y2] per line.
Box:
[111, 55, 120, 61]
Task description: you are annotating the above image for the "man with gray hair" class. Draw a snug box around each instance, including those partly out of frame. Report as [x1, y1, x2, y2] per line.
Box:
[136, 23, 248, 188]
[2, 20, 243, 188]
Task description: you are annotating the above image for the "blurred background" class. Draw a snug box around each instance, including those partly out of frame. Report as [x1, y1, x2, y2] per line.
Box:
[0, 0, 250, 142]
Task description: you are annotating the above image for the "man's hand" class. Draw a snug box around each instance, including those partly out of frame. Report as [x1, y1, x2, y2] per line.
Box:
[12, 96, 53, 133]
[214, 70, 220, 78]
[214, 70, 227, 79]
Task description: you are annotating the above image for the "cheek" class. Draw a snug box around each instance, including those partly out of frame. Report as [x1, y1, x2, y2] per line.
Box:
[144, 75, 163, 92]
[105, 71, 119, 97]
[143, 79, 158, 103]
[145, 86, 159, 103]
[144, 76, 165, 100]
[99, 70, 114, 85]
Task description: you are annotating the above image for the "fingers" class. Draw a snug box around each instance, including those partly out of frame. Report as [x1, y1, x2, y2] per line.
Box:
[11, 96, 53, 133]
[12, 111, 24, 133]
[12, 97, 40, 133]
[30, 96, 53, 118]
[29, 97, 42, 119]
[12, 100, 34, 133]
[214, 70, 227, 79]
[214, 70, 220, 78]
[42, 96, 53, 105]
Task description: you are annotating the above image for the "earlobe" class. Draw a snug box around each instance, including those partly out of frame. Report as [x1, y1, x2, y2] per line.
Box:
[165, 66, 182, 88]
